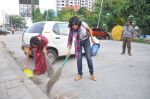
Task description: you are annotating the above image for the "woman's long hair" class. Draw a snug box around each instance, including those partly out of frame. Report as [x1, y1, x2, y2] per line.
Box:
[68, 16, 82, 29]
[30, 36, 40, 47]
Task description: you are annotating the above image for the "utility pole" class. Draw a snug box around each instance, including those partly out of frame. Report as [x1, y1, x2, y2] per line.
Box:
[31, 0, 34, 20]
[97, 0, 104, 28]
[46, 10, 48, 21]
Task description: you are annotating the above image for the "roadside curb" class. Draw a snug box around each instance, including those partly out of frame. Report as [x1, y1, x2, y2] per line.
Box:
[0, 42, 50, 99]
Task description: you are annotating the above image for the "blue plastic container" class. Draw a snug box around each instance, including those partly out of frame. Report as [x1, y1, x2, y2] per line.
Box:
[91, 43, 100, 56]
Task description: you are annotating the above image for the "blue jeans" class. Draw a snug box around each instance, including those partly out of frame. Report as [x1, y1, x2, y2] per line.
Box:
[77, 38, 94, 76]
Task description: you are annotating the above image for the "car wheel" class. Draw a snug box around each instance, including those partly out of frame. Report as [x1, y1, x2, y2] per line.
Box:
[47, 49, 58, 64]
[28, 55, 33, 58]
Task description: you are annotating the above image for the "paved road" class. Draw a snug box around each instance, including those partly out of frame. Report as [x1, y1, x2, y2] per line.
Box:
[0, 34, 49, 99]
[0, 33, 150, 99]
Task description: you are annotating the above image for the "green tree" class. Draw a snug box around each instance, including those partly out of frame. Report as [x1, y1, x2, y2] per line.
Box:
[82, 12, 98, 27]
[93, 0, 150, 34]
[43, 9, 55, 21]
[93, 0, 127, 31]
[77, 7, 87, 16]
[32, 8, 43, 22]
[9, 15, 26, 28]
[54, 8, 76, 21]
[126, 0, 150, 35]
[53, 0, 149, 34]
[68, 6, 97, 27]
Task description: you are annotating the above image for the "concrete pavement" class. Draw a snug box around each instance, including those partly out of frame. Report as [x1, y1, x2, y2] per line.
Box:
[0, 40, 49, 99]
[0, 34, 150, 99]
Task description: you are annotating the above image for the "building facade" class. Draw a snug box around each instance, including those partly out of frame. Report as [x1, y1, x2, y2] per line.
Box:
[56, 0, 95, 11]
[19, 0, 39, 26]
[19, 0, 39, 18]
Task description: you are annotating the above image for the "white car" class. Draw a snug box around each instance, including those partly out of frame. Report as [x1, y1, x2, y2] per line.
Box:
[21, 21, 99, 63]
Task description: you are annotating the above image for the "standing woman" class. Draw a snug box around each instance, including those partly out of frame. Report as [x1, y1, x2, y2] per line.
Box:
[67, 16, 96, 81]
[24, 35, 48, 75]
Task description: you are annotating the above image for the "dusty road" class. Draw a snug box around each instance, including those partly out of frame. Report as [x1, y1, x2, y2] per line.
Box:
[0, 33, 150, 99]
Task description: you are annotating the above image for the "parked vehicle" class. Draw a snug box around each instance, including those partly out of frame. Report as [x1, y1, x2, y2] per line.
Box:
[0, 28, 11, 35]
[92, 27, 110, 39]
[22, 21, 99, 63]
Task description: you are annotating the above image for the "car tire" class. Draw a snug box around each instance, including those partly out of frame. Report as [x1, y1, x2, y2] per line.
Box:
[47, 49, 58, 64]
[29, 50, 34, 58]
[29, 55, 33, 58]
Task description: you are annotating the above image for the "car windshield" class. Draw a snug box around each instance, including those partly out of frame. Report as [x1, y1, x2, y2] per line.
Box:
[25, 22, 45, 33]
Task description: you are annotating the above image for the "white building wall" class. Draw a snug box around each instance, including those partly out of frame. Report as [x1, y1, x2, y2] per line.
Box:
[56, 0, 95, 11]
[87, 0, 94, 11]
[57, 0, 66, 11]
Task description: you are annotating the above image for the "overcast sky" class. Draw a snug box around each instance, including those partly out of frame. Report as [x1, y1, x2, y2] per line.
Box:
[0, 0, 56, 14]
[0, 0, 56, 20]
[0, 0, 19, 15]
[40, 0, 56, 12]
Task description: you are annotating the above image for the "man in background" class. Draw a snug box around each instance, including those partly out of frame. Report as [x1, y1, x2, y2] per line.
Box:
[121, 21, 135, 56]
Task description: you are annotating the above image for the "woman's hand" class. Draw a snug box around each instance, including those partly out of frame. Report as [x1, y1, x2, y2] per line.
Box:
[91, 37, 95, 43]
[43, 46, 48, 54]
[43, 49, 47, 54]
[121, 37, 123, 41]
[87, 27, 95, 44]
[23, 65, 29, 70]
[67, 47, 71, 57]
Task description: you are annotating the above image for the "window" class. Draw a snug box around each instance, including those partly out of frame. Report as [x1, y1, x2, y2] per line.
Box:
[58, 23, 69, 35]
[53, 23, 69, 35]
[25, 22, 45, 33]
[53, 24, 60, 35]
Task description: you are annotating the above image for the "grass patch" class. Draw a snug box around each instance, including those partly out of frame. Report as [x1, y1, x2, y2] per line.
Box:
[134, 38, 150, 44]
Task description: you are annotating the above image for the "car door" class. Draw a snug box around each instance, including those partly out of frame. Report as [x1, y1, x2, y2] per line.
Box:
[52, 22, 72, 56]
